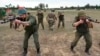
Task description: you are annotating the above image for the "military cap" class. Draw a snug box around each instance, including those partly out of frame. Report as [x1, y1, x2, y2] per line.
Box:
[78, 11, 86, 17]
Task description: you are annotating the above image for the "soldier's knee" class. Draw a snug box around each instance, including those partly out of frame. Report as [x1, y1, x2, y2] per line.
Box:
[71, 41, 77, 46]
[34, 37, 39, 44]
[89, 41, 92, 45]
[34, 39, 39, 43]
[24, 39, 28, 42]
[24, 38, 29, 43]
[23, 42, 28, 48]
[86, 40, 92, 46]
[34, 41, 40, 48]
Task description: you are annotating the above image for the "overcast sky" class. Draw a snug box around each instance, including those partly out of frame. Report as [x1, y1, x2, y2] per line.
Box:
[0, 0, 100, 8]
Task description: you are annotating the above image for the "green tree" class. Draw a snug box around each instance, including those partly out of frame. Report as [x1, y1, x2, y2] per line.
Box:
[46, 4, 48, 9]
[38, 3, 45, 10]
[5, 3, 12, 8]
[85, 3, 90, 9]
[34, 6, 39, 10]
[60, 6, 64, 9]
[77, 5, 80, 10]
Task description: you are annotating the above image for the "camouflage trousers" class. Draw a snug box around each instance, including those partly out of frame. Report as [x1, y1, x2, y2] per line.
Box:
[48, 20, 55, 31]
[23, 31, 40, 53]
[58, 20, 65, 28]
[10, 19, 15, 28]
[10, 20, 13, 28]
[38, 19, 44, 30]
[71, 31, 92, 52]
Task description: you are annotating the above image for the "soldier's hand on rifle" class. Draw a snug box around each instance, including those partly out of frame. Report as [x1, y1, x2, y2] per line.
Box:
[86, 19, 90, 23]
[21, 22, 30, 26]
[73, 19, 84, 27]
[15, 19, 22, 24]
[78, 19, 84, 24]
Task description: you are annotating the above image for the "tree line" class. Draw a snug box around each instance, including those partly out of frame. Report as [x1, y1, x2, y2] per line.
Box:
[0, 3, 100, 10]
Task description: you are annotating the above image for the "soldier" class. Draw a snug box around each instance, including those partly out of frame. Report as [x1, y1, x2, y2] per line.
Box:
[6, 8, 12, 16]
[70, 11, 99, 55]
[14, 15, 26, 29]
[37, 9, 44, 30]
[14, 8, 41, 56]
[58, 12, 65, 28]
[8, 13, 16, 28]
[46, 9, 57, 31]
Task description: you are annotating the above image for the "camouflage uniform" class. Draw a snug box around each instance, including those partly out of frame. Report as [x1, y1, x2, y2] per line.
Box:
[23, 15, 40, 56]
[8, 14, 16, 28]
[58, 12, 65, 28]
[17, 8, 40, 56]
[71, 11, 94, 54]
[37, 11, 44, 30]
[47, 12, 57, 31]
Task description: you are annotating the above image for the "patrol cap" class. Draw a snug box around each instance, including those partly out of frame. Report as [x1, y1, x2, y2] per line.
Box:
[18, 7, 27, 15]
[78, 11, 86, 17]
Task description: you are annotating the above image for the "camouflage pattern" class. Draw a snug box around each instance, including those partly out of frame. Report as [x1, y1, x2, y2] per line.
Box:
[71, 11, 93, 54]
[8, 14, 16, 28]
[16, 8, 40, 56]
[47, 12, 57, 31]
[37, 10, 44, 30]
[71, 31, 92, 54]
[23, 15, 40, 56]
[58, 12, 65, 28]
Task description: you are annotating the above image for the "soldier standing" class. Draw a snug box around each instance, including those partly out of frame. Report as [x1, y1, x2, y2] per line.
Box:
[46, 10, 57, 31]
[37, 9, 44, 30]
[14, 8, 41, 56]
[70, 11, 99, 55]
[58, 12, 65, 28]
[9, 14, 16, 28]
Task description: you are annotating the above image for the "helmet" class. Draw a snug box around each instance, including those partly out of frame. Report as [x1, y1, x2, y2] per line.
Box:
[78, 11, 86, 17]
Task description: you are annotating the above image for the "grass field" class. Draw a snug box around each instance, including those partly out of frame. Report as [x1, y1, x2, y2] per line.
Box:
[0, 10, 100, 56]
